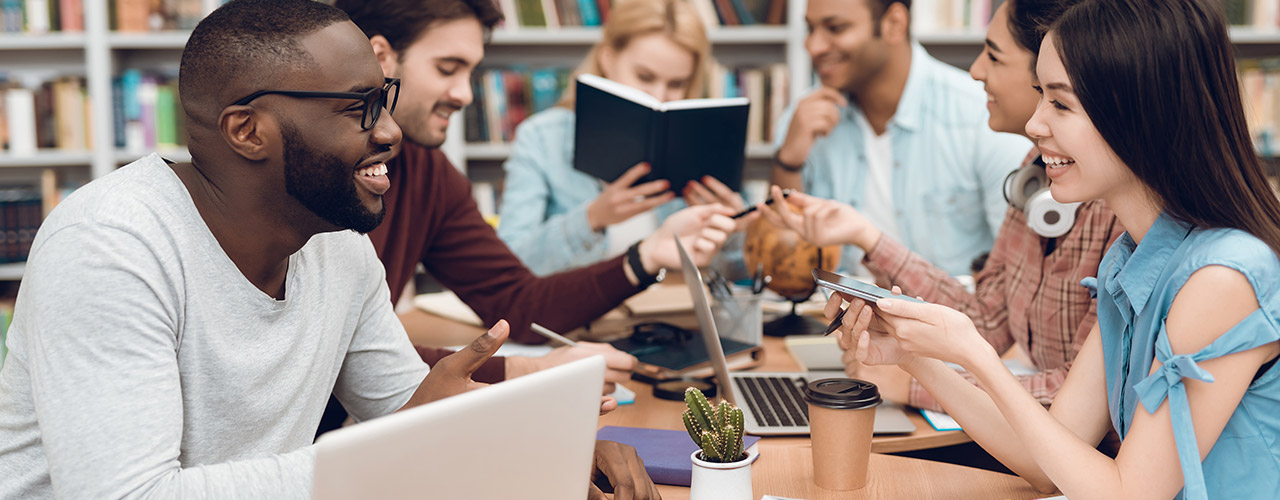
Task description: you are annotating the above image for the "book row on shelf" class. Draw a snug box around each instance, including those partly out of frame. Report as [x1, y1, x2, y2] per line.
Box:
[494, 0, 785, 30]
[0, 0, 81, 33]
[464, 62, 787, 145]
[1241, 57, 1280, 158]
[0, 70, 184, 156]
[0, 0, 219, 34]
[110, 0, 207, 32]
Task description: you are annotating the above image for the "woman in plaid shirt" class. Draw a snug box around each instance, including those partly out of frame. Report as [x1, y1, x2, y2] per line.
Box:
[761, 0, 1123, 411]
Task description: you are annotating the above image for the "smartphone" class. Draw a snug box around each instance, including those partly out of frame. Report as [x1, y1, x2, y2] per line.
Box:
[811, 268, 925, 304]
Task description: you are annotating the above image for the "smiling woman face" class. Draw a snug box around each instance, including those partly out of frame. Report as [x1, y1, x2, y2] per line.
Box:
[968, 3, 1040, 136]
[1025, 35, 1141, 207]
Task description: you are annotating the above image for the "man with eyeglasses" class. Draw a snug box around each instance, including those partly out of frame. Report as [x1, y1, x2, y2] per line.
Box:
[0, 1, 537, 497]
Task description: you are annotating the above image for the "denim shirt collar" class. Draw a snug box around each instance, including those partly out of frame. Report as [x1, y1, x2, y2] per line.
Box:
[888, 42, 931, 132]
[1105, 211, 1195, 319]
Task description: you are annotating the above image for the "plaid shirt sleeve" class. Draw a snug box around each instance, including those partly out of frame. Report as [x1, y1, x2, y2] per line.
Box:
[863, 207, 1023, 355]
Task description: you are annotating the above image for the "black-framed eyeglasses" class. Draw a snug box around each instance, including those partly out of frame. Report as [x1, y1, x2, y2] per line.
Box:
[231, 77, 400, 131]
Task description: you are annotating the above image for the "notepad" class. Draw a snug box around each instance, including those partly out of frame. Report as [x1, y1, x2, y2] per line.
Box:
[595, 426, 761, 486]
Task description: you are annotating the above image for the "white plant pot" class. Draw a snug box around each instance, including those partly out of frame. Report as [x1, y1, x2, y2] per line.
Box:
[689, 447, 758, 500]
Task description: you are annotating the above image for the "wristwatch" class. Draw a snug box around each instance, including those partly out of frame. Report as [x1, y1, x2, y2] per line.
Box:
[626, 241, 666, 290]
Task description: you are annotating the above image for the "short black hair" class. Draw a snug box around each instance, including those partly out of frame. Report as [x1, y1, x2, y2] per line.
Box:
[867, 0, 910, 18]
[1006, 0, 1072, 67]
[865, 0, 910, 36]
[337, 0, 504, 55]
[179, 0, 351, 127]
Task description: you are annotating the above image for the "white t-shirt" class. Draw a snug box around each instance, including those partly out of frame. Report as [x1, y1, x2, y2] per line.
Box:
[0, 154, 430, 499]
[855, 112, 902, 273]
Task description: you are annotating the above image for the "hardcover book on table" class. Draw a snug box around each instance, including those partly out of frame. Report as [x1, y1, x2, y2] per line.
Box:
[573, 74, 750, 192]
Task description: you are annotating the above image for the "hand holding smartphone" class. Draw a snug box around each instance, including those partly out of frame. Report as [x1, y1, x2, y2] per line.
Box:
[812, 268, 925, 304]
[812, 268, 925, 336]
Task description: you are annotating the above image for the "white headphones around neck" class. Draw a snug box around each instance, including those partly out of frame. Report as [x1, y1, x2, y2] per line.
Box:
[1002, 158, 1081, 238]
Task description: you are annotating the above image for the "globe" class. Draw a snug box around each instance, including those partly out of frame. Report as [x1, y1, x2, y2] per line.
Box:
[742, 209, 841, 301]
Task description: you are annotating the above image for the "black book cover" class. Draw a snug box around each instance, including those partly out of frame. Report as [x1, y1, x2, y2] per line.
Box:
[573, 74, 749, 192]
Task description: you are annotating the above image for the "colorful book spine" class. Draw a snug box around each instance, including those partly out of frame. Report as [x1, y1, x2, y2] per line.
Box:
[576, 0, 599, 26]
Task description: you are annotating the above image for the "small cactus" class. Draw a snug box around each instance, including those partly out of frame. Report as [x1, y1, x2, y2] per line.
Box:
[682, 387, 747, 463]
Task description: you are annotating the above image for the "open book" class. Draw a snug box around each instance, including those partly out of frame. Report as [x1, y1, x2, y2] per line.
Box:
[573, 74, 750, 191]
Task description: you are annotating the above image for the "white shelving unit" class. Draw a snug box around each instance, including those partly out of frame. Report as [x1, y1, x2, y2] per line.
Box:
[0, 0, 1277, 280]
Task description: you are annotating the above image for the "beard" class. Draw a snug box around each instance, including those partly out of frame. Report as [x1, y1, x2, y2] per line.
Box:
[281, 123, 385, 234]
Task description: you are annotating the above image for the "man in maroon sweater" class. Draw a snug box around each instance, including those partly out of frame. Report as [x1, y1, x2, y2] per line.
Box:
[335, 0, 740, 385]
[328, 1, 740, 497]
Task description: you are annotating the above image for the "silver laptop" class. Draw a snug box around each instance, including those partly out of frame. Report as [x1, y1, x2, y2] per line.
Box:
[312, 356, 606, 499]
[675, 237, 916, 436]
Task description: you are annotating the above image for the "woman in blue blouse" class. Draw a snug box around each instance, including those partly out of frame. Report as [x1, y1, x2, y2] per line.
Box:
[824, 0, 1280, 498]
[496, 0, 746, 275]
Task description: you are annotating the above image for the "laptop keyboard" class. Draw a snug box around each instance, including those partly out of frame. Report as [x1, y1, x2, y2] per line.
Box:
[733, 376, 809, 428]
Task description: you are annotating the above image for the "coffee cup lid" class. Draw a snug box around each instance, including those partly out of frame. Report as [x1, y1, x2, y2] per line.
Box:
[803, 378, 882, 409]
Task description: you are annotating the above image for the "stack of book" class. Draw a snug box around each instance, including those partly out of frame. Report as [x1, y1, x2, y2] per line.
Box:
[1, 76, 93, 155]
[1240, 57, 1280, 159]
[110, 0, 206, 31]
[466, 66, 572, 144]
[111, 69, 184, 153]
[0, 0, 83, 33]
[492, 0, 786, 29]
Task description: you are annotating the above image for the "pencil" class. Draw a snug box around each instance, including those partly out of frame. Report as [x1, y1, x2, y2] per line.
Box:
[731, 189, 792, 219]
[530, 322, 579, 347]
[823, 306, 848, 336]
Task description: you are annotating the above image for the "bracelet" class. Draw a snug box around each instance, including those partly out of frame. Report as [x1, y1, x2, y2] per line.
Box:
[625, 242, 665, 290]
[772, 151, 805, 173]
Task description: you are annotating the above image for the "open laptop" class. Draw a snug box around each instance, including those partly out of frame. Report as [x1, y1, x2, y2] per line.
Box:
[312, 356, 605, 499]
[675, 237, 916, 436]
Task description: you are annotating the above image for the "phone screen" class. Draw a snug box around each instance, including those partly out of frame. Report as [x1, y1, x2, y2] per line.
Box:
[811, 268, 925, 304]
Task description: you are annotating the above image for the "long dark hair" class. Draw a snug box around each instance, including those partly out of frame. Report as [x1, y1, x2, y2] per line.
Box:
[1051, 0, 1280, 257]
[1006, 0, 1072, 67]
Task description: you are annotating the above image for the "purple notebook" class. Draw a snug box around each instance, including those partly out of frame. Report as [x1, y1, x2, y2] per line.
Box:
[596, 426, 761, 486]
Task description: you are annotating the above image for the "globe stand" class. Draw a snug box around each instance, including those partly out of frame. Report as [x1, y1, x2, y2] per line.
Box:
[763, 299, 829, 337]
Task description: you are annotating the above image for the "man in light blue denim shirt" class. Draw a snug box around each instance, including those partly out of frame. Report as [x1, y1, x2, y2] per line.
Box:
[773, 0, 1030, 276]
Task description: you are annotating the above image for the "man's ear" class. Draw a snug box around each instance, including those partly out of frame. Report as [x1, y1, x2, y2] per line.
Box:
[217, 106, 274, 161]
[880, 3, 910, 45]
[369, 35, 400, 79]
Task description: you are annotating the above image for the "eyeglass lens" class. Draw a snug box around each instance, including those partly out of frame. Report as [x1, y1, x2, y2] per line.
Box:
[362, 80, 400, 130]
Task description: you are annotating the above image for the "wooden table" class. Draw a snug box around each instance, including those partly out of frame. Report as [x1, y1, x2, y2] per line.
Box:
[404, 311, 1038, 498]
[654, 444, 1044, 500]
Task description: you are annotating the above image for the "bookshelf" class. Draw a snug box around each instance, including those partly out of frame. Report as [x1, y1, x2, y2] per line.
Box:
[0, 0, 1276, 282]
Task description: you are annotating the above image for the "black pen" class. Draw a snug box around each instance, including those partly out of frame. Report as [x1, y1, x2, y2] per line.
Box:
[823, 306, 848, 336]
[731, 190, 792, 219]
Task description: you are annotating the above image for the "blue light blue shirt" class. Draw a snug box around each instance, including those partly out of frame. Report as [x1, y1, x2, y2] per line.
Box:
[497, 107, 685, 275]
[773, 43, 1031, 275]
[1083, 212, 1280, 500]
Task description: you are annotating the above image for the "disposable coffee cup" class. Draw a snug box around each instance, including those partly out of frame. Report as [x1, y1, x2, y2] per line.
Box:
[803, 378, 881, 490]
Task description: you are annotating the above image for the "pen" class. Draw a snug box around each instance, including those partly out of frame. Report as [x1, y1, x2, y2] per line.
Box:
[530, 322, 579, 347]
[823, 306, 848, 336]
[730, 189, 792, 219]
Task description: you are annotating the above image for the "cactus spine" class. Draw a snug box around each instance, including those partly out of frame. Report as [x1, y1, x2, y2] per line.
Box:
[681, 387, 747, 463]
